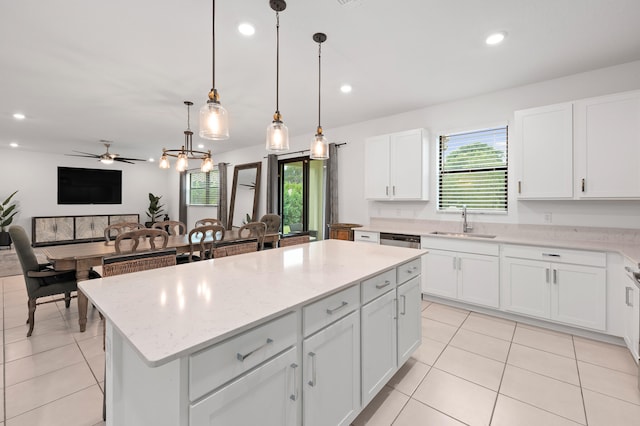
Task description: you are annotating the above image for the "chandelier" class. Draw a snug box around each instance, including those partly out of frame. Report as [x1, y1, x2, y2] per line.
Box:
[160, 101, 214, 173]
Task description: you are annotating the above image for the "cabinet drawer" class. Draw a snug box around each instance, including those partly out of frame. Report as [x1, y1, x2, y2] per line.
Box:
[362, 269, 396, 304]
[397, 258, 421, 284]
[189, 311, 297, 401]
[303, 285, 360, 337]
[502, 245, 606, 267]
[421, 236, 499, 256]
[354, 231, 379, 244]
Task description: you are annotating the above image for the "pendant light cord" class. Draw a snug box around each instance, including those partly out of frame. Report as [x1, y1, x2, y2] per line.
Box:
[317, 41, 322, 128]
[275, 12, 281, 114]
[212, 0, 216, 90]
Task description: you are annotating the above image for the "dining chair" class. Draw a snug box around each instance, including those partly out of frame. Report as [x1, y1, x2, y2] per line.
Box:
[152, 220, 187, 236]
[104, 222, 145, 243]
[259, 214, 281, 249]
[238, 221, 267, 251]
[187, 225, 225, 262]
[9, 225, 86, 337]
[114, 228, 169, 254]
[195, 218, 225, 228]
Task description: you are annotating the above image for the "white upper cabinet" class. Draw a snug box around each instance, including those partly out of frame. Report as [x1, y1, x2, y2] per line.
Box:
[515, 103, 574, 199]
[574, 90, 640, 198]
[514, 90, 640, 200]
[364, 129, 428, 201]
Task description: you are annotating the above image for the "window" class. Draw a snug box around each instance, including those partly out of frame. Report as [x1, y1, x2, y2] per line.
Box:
[189, 168, 219, 206]
[438, 126, 508, 212]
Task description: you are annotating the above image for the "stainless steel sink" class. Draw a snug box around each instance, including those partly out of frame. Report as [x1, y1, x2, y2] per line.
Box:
[430, 231, 496, 239]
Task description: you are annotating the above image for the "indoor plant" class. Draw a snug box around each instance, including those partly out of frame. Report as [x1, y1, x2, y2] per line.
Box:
[145, 192, 165, 227]
[0, 190, 19, 247]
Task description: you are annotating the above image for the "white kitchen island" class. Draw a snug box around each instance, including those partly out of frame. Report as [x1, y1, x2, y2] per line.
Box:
[79, 239, 425, 426]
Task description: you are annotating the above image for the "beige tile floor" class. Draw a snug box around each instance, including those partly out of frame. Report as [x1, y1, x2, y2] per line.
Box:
[2, 273, 640, 425]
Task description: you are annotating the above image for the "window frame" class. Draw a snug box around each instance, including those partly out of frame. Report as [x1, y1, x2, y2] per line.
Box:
[187, 167, 220, 207]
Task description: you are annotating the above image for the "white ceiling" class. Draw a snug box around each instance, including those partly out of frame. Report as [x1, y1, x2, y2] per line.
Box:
[2, 0, 640, 163]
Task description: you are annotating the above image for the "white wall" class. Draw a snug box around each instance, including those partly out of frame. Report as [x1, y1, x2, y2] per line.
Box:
[0, 149, 177, 240]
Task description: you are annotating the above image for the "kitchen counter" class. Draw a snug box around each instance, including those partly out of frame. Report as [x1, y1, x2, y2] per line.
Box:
[357, 221, 640, 266]
[79, 239, 425, 367]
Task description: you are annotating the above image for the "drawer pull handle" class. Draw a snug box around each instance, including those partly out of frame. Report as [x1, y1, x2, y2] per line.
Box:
[376, 280, 391, 289]
[546, 268, 550, 283]
[361, 235, 370, 239]
[542, 253, 560, 257]
[326, 301, 348, 314]
[236, 338, 273, 362]
[290, 363, 298, 401]
[401, 295, 406, 315]
[626, 286, 634, 307]
[553, 269, 558, 284]
[308, 352, 317, 387]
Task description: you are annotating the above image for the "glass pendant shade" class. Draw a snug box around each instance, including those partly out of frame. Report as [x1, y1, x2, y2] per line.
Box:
[201, 155, 214, 172]
[176, 152, 189, 172]
[310, 131, 329, 160]
[266, 118, 289, 152]
[159, 153, 170, 169]
[199, 99, 229, 140]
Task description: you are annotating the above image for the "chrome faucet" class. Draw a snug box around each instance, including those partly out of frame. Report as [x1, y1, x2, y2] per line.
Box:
[462, 205, 472, 233]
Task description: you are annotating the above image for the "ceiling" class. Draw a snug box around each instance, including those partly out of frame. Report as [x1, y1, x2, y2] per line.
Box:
[2, 0, 640, 163]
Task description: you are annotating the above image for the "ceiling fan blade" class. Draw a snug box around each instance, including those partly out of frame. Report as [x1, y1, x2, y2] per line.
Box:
[67, 153, 100, 158]
[115, 159, 136, 164]
[115, 157, 147, 162]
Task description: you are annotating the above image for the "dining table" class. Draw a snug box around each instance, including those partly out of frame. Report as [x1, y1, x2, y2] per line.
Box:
[41, 229, 279, 332]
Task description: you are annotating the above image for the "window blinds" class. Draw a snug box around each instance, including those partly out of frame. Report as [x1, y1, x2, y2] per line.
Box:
[189, 168, 220, 206]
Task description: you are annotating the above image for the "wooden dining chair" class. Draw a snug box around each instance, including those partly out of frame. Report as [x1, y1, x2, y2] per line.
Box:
[152, 220, 187, 236]
[259, 214, 281, 248]
[104, 222, 145, 243]
[187, 225, 225, 262]
[195, 218, 224, 228]
[113, 229, 169, 254]
[238, 221, 267, 251]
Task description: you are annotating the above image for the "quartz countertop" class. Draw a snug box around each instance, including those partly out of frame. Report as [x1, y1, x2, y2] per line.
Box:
[357, 222, 640, 266]
[79, 240, 425, 367]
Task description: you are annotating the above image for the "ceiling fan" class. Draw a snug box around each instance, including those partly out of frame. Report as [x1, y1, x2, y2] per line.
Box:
[68, 140, 147, 165]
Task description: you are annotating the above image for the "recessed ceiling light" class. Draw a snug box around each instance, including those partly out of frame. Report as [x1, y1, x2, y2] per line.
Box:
[13, 113, 26, 120]
[238, 23, 255, 36]
[10, 142, 19, 148]
[148, 158, 155, 162]
[340, 84, 352, 94]
[198, 144, 205, 149]
[486, 32, 506, 45]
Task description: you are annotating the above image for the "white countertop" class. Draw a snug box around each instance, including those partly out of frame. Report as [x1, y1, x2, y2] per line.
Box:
[79, 239, 425, 367]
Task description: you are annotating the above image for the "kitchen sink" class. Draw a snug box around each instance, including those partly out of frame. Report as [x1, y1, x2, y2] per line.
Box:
[430, 231, 496, 239]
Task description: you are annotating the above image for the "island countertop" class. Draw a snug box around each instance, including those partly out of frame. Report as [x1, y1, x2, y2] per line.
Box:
[79, 239, 425, 367]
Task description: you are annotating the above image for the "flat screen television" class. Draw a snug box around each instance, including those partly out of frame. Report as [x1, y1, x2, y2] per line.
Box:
[58, 167, 122, 204]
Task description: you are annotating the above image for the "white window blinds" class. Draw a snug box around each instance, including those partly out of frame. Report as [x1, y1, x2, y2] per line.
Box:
[189, 168, 220, 206]
[438, 126, 508, 212]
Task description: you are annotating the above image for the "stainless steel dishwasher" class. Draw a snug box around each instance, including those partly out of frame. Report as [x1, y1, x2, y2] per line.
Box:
[379, 232, 421, 249]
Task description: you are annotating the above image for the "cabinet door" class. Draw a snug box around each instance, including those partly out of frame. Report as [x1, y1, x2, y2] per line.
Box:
[361, 290, 397, 406]
[189, 347, 298, 426]
[397, 276, 422, 366]
[623, 277, 640, 361]
[364, 135, 391, 199]
[501, 257, 550, 319]
[303, 311, 360, 426]
[551, 263, 606, 330]
[423, 249, 458, 299]
[575, 90, 640, 198]
[75, 216, 103, 239]
[458, 253, 500, 308]
[390, 129, 426, 200]
[515, 103, 573, 199]
[34, 218, 57, 243]
[55, 217, 74, 241]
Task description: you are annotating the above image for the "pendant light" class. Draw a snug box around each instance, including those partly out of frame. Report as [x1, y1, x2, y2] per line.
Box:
[265, 0, 289, 152]
[310, 32, 329, 160]
[199, 0, 229, 140]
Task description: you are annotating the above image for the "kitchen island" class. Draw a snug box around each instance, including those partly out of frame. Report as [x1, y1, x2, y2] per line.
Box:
[79, 239, 425, 425]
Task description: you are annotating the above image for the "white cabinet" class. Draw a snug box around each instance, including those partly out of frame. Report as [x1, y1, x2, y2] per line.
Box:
[575, 90, 640, 199]
[303, 310, 361, 426]
[501, 245, 607, 331]
[421, 237, 500, 308]
[354, 230, 380, 244]
[190, 348, 298, 426]
[515, 103, 573, 199]
[397, 276, 422, 365]
[75, 216, 109, 240]
[623, 263, 640, 362]
[364, 129, 428, 200]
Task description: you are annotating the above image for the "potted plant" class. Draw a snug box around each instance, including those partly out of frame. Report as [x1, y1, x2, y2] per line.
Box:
[145, 193, 165, 227]
[0, 190, 18, 248]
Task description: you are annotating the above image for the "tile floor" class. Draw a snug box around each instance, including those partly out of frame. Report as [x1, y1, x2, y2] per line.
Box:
[2, 272, 640, 425]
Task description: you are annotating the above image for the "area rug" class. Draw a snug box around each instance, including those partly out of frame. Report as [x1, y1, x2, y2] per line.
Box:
[0, 247, 47, 278]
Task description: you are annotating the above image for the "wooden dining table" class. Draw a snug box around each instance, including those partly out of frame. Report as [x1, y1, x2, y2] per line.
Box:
[42, 230, 279, 332]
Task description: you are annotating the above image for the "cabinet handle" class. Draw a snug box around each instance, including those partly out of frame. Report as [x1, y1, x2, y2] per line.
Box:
[626, 286, 634, 307]
[386, 186, 389, 196]
[236, 338, 273, 362]
[400, 295, 406, 315]
[546, 268, 550, 283]
[518, 181, 522, 194]
[376, 280, 391, 289]
[553, 269, 558, 284]
[393, 186, 396, 195]
[360, 235, 370, 239]
[581, 178, 586, 192]
[326, 301, 348, 315]
[406, 266, 417, 274]
[53, 223, 58, 233]
[308, 352, 317, 387]
[542, 253, 560, 257]
[289, 363, 298, 401]
[393, 298, 398, 320]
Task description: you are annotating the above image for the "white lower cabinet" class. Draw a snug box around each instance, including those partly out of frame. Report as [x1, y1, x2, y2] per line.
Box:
[189, 347, 298, 426]
[623, 264, 640, 362]
[397, 276, 422, 365]
[303, 310, 361, 426]
[501, 245, 607, 331]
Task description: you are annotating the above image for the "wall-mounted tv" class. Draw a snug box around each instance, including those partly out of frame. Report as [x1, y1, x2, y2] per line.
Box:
[58, 167, 122, 204]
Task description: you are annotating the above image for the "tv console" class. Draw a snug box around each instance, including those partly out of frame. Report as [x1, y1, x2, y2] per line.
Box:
[31, 214, 139, 247]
